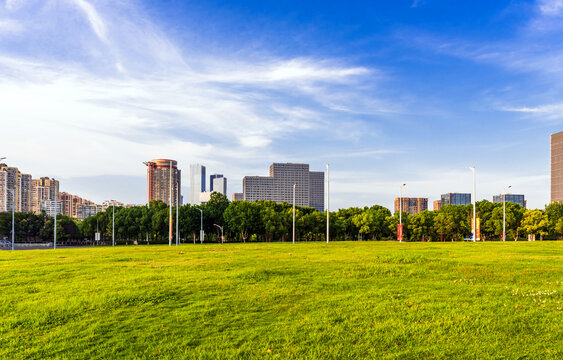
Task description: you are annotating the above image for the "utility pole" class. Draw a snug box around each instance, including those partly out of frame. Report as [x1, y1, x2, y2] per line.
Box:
[112, 202, 115, 247]
[54, 192, 57, 249]
[198, 208, 203, 243]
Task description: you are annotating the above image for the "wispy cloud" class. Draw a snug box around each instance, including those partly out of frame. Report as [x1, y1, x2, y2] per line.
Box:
[0, 0, 390, 184]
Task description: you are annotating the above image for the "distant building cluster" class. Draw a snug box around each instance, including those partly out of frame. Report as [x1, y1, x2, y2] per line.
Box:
[394, 197, 428, 215]
[0, 162, 125, 219]
[242, 163, 325, 212]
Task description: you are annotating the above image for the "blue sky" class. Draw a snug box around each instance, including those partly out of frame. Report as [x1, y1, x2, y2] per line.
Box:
[1, 0, 562, 210]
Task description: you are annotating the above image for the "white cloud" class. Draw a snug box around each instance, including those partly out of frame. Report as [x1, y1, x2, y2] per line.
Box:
[539, 0, 563, 16]
[0, 18, 22, 34]
[66, 0, 108, 42]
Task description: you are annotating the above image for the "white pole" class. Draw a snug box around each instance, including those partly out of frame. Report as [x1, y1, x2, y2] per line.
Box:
[325, 164, 330, 244]
[293, 183, 296, 244]
[9, 190, 14, 251]
[54, 194, 57, 249]
[169, 161, 172, 246]
[176, 181, 179, 246]
[503, 185, 511, 242]
[112, 203, 115, 247]
[199, 208, 203, 244]
[467, 167, 476, 242]
[214, 224, 223, 244]
[399, 183, 406, 242]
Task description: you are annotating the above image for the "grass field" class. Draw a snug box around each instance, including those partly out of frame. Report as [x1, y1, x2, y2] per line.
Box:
[1, 242, 562, 359]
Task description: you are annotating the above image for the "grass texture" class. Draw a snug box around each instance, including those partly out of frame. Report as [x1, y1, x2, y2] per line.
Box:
[1, 242, 562, 359]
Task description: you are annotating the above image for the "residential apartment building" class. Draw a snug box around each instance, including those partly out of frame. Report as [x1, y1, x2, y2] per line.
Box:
[31, 177, 59, 215]
[492, 194, 526, 208]
[144, 159, 181, 206]
[433, 200, 442, 211]
[102, 200, 124, 211]
[190, 164, 206, 205]
[232, 192, 244, 201]
[243, 163, 325, 212]
[0, 164, 32, 213]
[394, 197, 428, 215]
[551, 131, 563, 202]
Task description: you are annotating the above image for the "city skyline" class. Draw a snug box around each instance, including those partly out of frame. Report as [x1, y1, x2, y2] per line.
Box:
[1, 1, 562, 210]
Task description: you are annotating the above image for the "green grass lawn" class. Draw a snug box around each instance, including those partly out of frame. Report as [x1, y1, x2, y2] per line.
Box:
[1, 242, 562, 359]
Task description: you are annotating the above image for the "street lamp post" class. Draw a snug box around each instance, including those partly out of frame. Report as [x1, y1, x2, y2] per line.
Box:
[467, 167, 476, 242]
[325, 164, 330, 244]
[112, 202, 115, 247]
[198, 208, 203, 244]
[176, 184, 179, 246]
[503, 185, 512, 242]
[7, 189, 14, 251]
[293, 183, 296, 244]
[399, 183, 406, 242]
[54, 193, 57, 250]
[214, 224, 223, 244]
[169, 161, 173, 246]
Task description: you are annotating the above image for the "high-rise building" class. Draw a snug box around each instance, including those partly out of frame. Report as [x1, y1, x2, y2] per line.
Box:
[31, 177, 59, 215]
[394, 197, 428, 215]
[190, 164, 206, 204]
[433, 200, 442, 211]
[243, 163, 325, 211]
[0, 164, 21, 212]
[210, 174, 227, 195]
[144, 159, 181, 206]
[40, 200, 62, 218]
[441, 193, 471, 206]
[309, 171, 325, 213]
[232, 192, 244, 201]
[20, 173, 32, 213]
[493, 194, 526, 208]
[551, 131, 563, 202]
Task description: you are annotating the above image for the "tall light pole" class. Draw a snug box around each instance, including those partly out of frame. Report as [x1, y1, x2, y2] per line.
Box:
[325, 164, 330, 244]
[214, 224, 223, 244]
[112, 202, 115, 247]
[467, 167, 476, 242]
[7, 189, 14, 251]
[176, 183, 179, 246]
[399, 183, 406, 242]
[293, 183, 296, 244]
[198, 208, 203, 244]
[54, 192, 57, 249]
[503, 185, 512, 242]
[169, 160, 173, 246]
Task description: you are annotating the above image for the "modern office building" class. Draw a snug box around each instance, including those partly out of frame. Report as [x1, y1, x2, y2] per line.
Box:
[433, 200, 442, 211]
[144, 159, 181, 206]
[394, 197, 428, 215]
[309, 171, 325, 213]
[210, 174, 227, 195]
[441, 193, 471, 206]
[190, 164, 206, 205]
[242, 163, 325, 211]
[493, 194, 526, 208]
[232, 192, 244, 201]
[199, 192, 212, 204]
[551, 131, 563, 202]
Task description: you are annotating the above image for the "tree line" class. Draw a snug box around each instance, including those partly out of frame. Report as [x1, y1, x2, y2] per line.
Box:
[1, 192, 562, 244]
